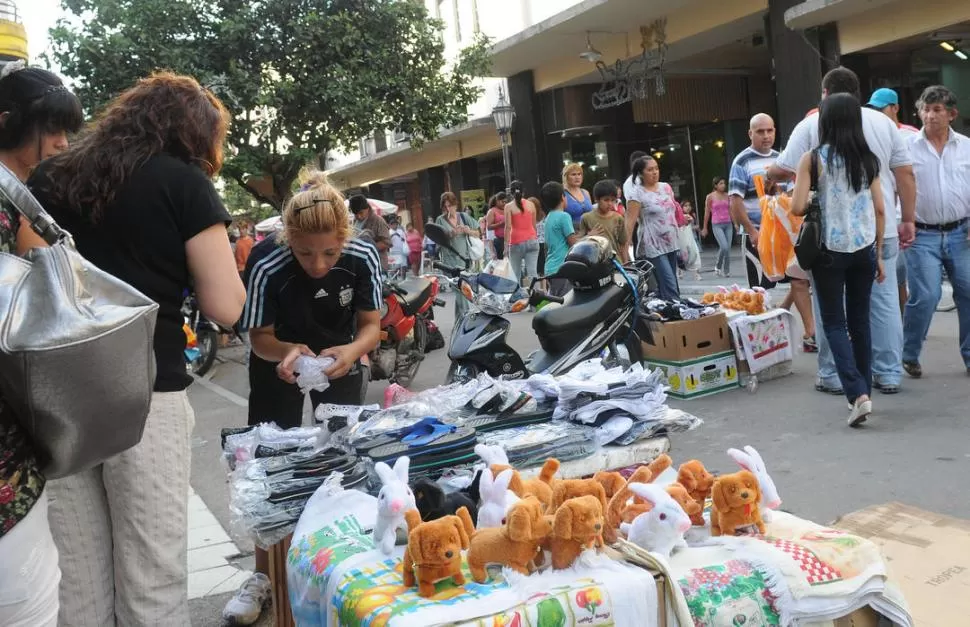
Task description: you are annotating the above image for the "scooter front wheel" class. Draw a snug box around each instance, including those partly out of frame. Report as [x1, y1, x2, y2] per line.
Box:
[446, 361, 480, 385]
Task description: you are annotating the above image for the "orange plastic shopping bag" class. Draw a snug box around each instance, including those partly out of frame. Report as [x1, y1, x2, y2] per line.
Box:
[754, 175, 803, 281]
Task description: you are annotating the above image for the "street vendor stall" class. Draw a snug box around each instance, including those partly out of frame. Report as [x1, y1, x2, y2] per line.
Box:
[223, 359, 912, 627]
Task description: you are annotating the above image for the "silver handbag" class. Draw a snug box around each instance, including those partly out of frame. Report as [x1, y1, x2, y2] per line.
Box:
[0, 162, 159, 479]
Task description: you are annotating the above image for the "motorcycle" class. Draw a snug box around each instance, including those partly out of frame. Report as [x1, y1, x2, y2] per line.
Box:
[182, 292, 241, 376]
[362, 274, 445, 392]
[423, 224, 652, 384]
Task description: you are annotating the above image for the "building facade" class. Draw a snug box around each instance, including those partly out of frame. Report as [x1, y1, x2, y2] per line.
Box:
[325, 0, 970, 226]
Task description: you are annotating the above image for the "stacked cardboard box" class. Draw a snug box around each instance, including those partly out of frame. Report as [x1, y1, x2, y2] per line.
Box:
[642, 313, 739, 399]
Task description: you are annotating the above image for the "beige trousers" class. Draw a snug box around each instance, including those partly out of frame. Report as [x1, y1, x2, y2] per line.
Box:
[47, 391, 195, 627]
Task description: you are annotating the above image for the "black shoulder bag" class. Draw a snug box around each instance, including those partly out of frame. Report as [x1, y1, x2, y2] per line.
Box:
[794, 148, 825, 271]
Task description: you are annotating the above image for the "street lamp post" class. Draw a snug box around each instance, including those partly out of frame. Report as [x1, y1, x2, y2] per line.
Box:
[491, 85, 516, 192]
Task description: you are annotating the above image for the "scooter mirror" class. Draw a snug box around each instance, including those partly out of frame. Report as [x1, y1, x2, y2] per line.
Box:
[423, 223, 451, 248]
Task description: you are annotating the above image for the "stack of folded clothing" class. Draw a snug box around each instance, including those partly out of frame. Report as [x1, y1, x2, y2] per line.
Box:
[479, 421, 598, 468]
[554, 361, 668, 425]
[642, 296, 718, 321]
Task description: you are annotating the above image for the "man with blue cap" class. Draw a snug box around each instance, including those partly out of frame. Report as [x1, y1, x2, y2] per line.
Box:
[867, 88, 920, 316]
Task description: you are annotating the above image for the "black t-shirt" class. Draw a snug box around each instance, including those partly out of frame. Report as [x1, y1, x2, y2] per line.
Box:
[29, 154, 231, 392]
[240, 237, 381, 352]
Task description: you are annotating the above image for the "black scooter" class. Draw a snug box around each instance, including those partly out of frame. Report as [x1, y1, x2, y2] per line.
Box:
[424, 224, 652, 383]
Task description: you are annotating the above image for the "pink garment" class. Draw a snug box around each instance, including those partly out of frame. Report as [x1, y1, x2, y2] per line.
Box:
[673, 201, 687, 227]
[710, 197, 732, 224]
[508, 208, 537, 245]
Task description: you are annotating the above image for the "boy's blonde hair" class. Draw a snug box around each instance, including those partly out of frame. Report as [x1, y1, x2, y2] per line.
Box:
[279, 169, 350, 244]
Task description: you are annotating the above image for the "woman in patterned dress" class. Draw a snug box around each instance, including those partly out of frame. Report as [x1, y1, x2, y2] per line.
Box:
[0, 62, 82, 627]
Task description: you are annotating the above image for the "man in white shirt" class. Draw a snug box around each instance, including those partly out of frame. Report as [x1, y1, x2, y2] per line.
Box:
[866, 87, 919, 314]
[768, 67, 916, 395]
[901, 85, 970, 378]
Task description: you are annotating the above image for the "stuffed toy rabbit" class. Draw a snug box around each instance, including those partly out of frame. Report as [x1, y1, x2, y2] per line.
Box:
[619, 483, 691, 559]
[476, 468, 519, 529]
[374, 456, 416, 554]
[727, 445, 781, 522]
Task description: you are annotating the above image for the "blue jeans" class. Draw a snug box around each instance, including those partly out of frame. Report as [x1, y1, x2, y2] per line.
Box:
[903, 222, 970, 368]
[812, 245, 876, 403]
[508, 239, 540, 283]
[712, 223, 733, 275]
[649, 251, 681, 300]
[813, 238, 903, 387]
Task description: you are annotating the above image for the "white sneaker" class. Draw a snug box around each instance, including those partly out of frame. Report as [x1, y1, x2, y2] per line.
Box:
[848, 397, 872, 428]
[222, 573, 272, 626]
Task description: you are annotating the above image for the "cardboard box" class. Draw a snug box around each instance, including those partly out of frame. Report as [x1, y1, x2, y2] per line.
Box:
[642, 313, 732, 361]
[646, 350, 739, 399]
[833, 502, 970, 627]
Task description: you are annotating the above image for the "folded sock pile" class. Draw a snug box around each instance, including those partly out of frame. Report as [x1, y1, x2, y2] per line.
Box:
[554, 362, 668, 424]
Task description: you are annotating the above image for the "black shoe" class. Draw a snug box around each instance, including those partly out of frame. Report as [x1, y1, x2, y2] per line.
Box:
[902, 361, 922, 379]
[815, 382, 844, 395]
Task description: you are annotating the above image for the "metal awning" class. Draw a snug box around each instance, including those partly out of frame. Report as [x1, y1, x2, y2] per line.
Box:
[784, 0, 899, 30]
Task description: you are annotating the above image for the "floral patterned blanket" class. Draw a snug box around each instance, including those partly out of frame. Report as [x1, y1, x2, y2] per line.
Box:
[620, 511, 912, 627]
[287, 488, 658, 627]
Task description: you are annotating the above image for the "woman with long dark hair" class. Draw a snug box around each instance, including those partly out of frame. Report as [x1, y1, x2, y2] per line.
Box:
[791, 93, 886, 427]
[624, 156, 681, 299]
[485, 192, 507, 260]
[504, 180, 539, 285]
[29, 72, 246, 625]
[0, 62, 82, 627]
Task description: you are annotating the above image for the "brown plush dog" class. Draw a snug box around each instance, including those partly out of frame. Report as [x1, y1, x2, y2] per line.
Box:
[491, 458, 559, 511]
[465, 496, 552, 582]
[402, 508, 470, 597]
[677, 459, 716, 526]
[606, 465, 654, 538]
[592, 471, 627, 500]
[666, 483, 702, 523]
[710, 470, 765, 537]
[550, 495, 605, 569]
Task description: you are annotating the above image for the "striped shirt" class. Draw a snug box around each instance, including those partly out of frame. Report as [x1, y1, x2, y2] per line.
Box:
[240, 237, 381, 352]
[728, 146, 779, 227]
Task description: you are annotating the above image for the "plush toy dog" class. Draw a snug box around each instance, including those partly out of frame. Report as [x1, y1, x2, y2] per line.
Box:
[550, 495, 605, 569]
[710, 470, 765, 537]
[606, 465, 655, 540]
[412, 478, 479, 526]
[677, 459, 716, 526]
[491, 458, 559, 511]
[465, 496, 552, 582]
[593, 471, 627, 500]
[402, 508, 470, 597]
[665, 483, 702, 523]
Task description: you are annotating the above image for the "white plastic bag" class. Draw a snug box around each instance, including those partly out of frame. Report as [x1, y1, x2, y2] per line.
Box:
[484, 258, 516, 282]
[294, 355, 336, 394]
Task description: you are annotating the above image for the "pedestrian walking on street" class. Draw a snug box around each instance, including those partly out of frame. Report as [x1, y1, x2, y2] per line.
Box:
[579, 179, 629, 263]
[790, 93, 886, 427]
[485, 192, 507, 260]
[770, 67, 915, 394]
[563, 162, 593, 228]
[29, 72, 246, 626]
[233, 171, 382, 624]
[350, 194, 391, 271]
[541, 181, 578, 297]
[406, 222, 423, 275]
[436, 191, 481, 320]
[0, 62, 82, 627]
[702, 176, 734, 277]
[901, 85, 970, 379]
[625, 155, 681, 299]
[504, 180, 540, 285]
[235, 220, 255, 279]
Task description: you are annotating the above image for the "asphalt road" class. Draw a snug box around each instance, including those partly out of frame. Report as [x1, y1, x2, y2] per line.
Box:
[186, 249, 969, 625]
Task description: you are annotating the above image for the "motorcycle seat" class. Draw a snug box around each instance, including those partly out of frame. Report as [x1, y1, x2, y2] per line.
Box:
[396, 277, 434, 316]
[532, 282, 627, 354]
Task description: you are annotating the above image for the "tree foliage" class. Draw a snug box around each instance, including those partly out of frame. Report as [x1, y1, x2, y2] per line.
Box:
[49, 0, 492, 209]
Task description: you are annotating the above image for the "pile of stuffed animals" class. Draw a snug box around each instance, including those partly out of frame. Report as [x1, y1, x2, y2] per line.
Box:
[377, 443, 781, 598]
[701, 285, 769, 315]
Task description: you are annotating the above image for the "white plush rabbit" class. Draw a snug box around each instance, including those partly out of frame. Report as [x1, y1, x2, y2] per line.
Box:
[619, 483, 691, 559]
[727, 445, 781, 523]
[373, 456, 415, 555]
[474, 443, 510, 467]
[476, 468, 519, 529]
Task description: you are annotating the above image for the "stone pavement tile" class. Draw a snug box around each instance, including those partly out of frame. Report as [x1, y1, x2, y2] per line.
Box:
[188, 564, 251, 600]
[189, 522, 234, 550]
[189, 541, 243, 572]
